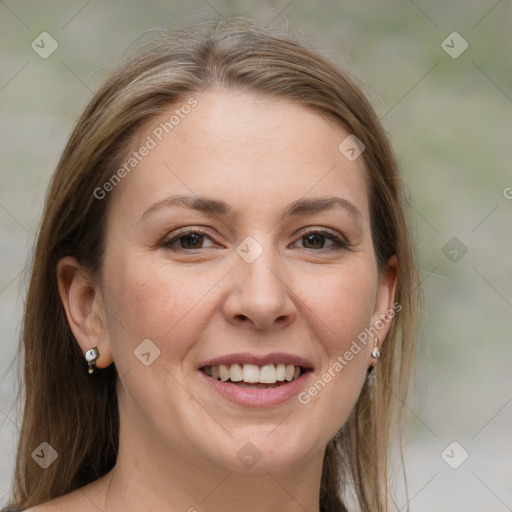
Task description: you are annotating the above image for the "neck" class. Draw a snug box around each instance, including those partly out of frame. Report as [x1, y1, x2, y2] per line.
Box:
[101, 419, 324, 512]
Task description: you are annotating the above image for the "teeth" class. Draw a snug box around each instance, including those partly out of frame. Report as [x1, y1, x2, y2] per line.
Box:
[229, 363, 243, 382]
[242, 364, 260, 383]
[203, 363, 304, 384]
[260, 364, 277, 384]
[276, 363, 286, 381]
[219, 364, 230, 382]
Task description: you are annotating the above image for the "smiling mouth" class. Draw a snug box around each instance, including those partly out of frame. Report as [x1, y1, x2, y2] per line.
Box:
[200, 363, 309, 388]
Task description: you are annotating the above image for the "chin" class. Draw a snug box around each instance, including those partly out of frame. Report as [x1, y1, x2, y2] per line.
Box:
[199, 431, 320, 474]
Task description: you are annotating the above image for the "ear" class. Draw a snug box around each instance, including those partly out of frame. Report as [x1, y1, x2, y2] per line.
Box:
[56, 256, 113, 369]
[369, 254, 398, 357]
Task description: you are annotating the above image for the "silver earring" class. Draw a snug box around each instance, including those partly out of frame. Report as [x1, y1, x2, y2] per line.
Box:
[85, 347, 99, 374]
[367, 336, 380, 387]
[371, 335, 380, 359]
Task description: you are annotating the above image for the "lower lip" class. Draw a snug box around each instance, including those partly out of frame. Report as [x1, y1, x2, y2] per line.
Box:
[199, 370, 312, 408]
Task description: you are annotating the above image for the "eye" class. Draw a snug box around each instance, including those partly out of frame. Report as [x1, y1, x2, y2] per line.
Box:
[162, 227, 349, 252]
[162, 228, 217, 251]
[291, 228, 349, 251]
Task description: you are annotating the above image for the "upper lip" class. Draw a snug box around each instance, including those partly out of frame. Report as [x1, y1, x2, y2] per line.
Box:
[198, 352, 314, 370]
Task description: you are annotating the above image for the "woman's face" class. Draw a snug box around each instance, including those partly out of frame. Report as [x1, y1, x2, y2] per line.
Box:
[93, 89, 396, 474]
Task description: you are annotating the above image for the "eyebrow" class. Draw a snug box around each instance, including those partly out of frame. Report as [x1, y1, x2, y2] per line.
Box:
[141, 194, 363, 223]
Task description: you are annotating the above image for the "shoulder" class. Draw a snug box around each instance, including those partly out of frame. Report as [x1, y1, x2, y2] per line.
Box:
[21, 493, 87, 511]
[18, 473, 111, 512]
[22, 493, 95, 512]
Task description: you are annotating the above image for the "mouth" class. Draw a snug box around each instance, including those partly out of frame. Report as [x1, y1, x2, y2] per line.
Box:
[200, 363, 311, 389]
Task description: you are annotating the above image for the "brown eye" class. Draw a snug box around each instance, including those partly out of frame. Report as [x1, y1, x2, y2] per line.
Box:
[294, 229, 348, 251]
[175, 232, 205, 249]
[302, 232, 328, 249]
[163, 229, 216, 251]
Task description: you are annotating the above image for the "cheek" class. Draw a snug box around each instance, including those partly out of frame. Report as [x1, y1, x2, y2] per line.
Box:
[301, 261, 377, 350]
[296, 263, 376, 418]
[102, 256, 217, 367]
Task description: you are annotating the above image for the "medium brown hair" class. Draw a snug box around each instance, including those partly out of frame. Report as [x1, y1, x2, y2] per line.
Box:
[6, 16, 419, 512]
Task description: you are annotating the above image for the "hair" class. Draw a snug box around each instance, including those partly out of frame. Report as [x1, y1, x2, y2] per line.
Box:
[5, 15, 419, 512]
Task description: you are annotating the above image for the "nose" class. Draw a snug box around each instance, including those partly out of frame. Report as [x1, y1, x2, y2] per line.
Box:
[221, 238, 297, 331]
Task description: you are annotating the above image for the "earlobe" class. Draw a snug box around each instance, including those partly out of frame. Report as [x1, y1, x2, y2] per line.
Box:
[56, 256, 113, 370]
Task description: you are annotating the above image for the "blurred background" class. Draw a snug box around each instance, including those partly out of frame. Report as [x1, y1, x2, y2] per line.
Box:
[1, 1, 511, 510]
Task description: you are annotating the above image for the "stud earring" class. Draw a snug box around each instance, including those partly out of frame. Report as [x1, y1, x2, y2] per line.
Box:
[371, 335, 380, 359]
[85, 347, 99, 374]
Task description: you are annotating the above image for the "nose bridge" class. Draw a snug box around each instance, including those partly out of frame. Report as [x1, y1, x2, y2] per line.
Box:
[225, 234, 296, 328]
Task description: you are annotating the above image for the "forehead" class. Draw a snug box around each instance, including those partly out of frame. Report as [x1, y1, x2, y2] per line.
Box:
[108, 89, 370, 225]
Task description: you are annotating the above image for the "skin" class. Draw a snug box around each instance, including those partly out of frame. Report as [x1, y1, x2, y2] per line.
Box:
[39, 89, 397, 512]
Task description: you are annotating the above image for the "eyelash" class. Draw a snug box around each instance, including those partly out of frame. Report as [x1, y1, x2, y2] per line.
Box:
[162, 227, 349, 252]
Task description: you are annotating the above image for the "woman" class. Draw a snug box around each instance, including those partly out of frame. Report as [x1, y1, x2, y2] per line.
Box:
[4, 16, 419, 512]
